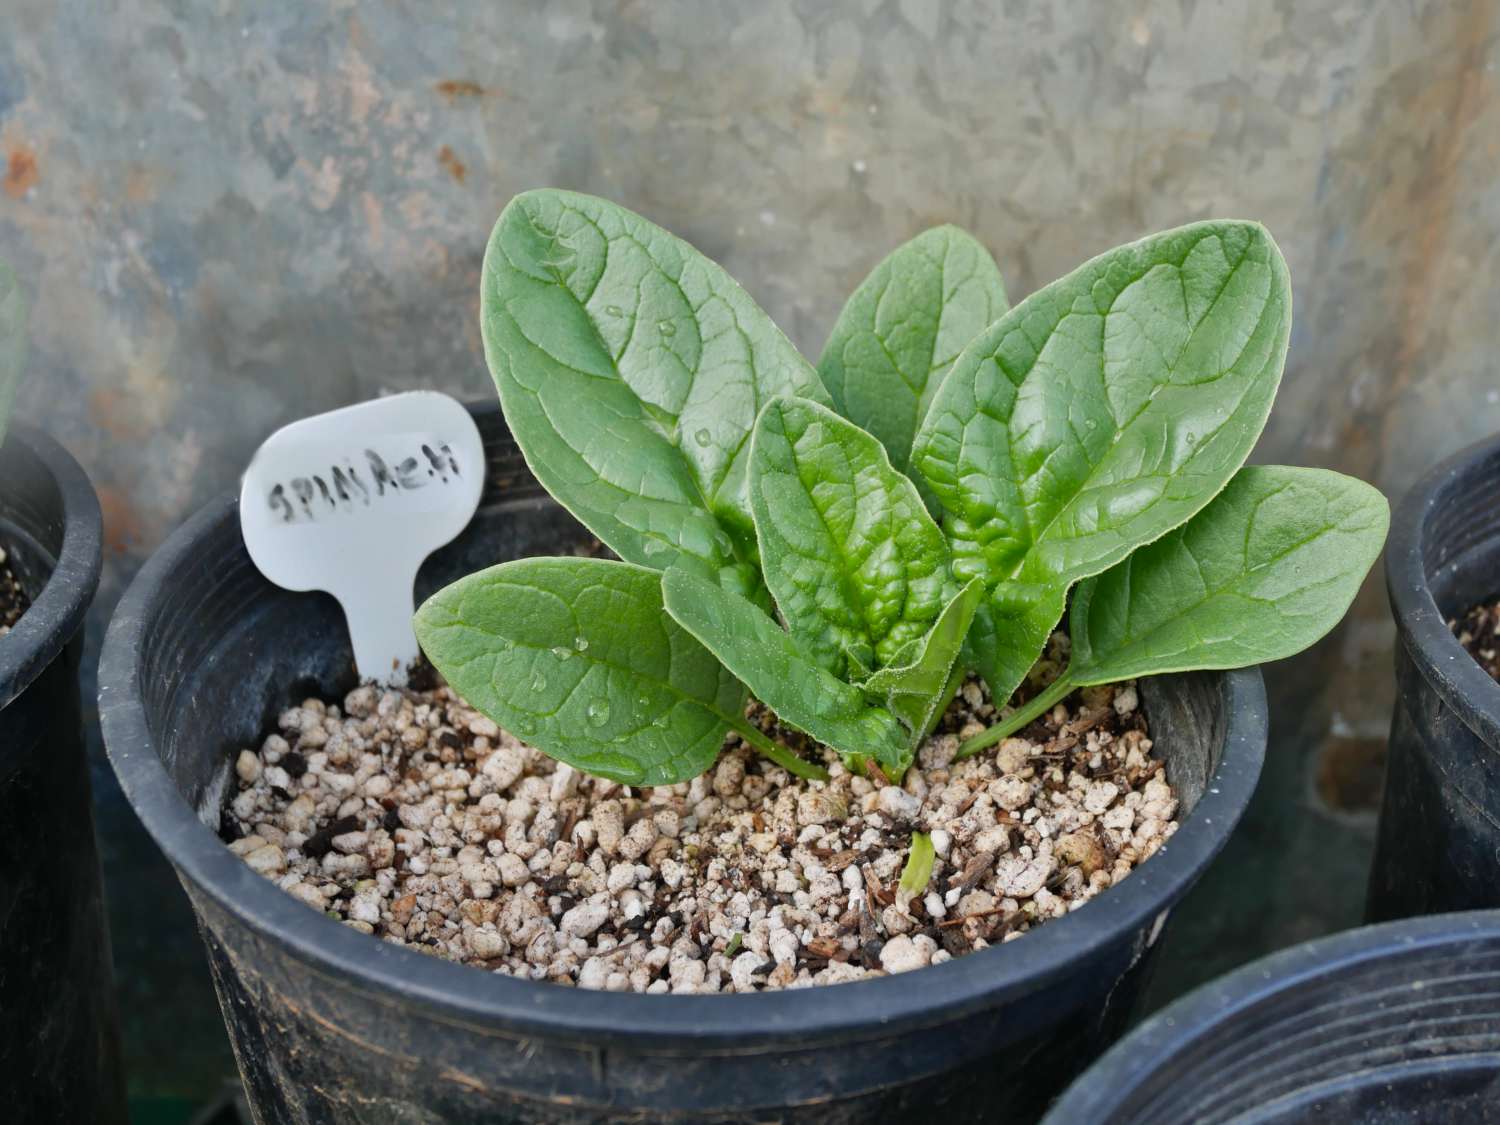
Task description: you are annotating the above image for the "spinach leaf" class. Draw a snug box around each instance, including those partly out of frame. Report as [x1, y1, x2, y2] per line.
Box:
[415, 557, 824, 786]
[819, 226, 1008, 473]
[0, 259, 25, 448]
[957, 466, 1387, 759]
[1068, 465, 1390, 683]
[661, 565, 912, 775]
[861, 579, 984, 742]
[749, 396, 949, 678]
[481, 190, 829, 589]
[910, 221, 1292, 704]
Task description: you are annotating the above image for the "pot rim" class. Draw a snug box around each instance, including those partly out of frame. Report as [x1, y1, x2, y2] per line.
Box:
[1385, 431, 1500, 748]
[100, 488, 1267, 1051]
[0, 423, 102, 709]
[1041, 908, 1500, 1123]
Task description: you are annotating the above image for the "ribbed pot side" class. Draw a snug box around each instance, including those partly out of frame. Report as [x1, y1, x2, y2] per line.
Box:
[1044, 911, 1500, 1124]
[1369, 433, 1500, 922]
[0, 424, 122, 1123]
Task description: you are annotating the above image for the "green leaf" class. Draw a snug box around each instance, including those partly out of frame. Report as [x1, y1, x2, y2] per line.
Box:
[660, 565, 911, 775]
[0, 259, 26, 448]
[910, 221, 1292, 704]
[861, 579, 983, 743]
[1069, 466, 1389, 683]
[481, 190, 830, 586]
[819, 226, 1008, 473]
[749, 396, 950, 678]
[414, 557, 748, 787]
[897, 832, 936, 906]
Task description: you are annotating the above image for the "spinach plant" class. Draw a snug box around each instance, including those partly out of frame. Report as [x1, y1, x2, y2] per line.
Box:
[417, 190, 1387, 788]
[0, 258, 25, 448]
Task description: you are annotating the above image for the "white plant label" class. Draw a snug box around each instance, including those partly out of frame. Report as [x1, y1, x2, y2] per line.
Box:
[240, 392, 485, 685]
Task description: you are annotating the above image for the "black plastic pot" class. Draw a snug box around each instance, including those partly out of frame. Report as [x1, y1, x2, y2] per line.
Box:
[1044, 910, 1500, 1123]
[0, 424, 124, 1121]
[100, 402, 1268, 1124]
[1368, 433, 1500, 923]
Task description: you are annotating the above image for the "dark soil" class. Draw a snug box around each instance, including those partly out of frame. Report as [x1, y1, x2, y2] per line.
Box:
[0, 545, 28, 637]
[1453, 598, 1500, 682]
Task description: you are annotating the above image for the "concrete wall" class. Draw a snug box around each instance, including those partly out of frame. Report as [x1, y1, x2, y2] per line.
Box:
[3, 0, 1497, 1106]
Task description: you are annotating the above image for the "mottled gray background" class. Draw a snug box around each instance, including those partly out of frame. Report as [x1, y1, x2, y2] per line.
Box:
[2, 0, 1498, 1114]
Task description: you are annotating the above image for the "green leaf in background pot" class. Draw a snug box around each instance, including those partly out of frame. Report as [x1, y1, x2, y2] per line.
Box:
[414, 557, 748, 787]
[818, 226, 1008, 473]
[481, 189, 829, 586]
[860, 579, 983, 744]
[1068, 465, 1389, 683]
[749, 396, 950, 678]
[910, 220, 1292, 704]
[0, 259, 26, 449]
[661, 565, 911, 775]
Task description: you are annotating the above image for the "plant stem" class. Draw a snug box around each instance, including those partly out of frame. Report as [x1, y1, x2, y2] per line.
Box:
[731, 720, 830, 782]
[954, 671, 1077, 762]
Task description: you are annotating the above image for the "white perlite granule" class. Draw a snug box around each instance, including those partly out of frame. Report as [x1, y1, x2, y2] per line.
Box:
[225, 637, 1178, 993]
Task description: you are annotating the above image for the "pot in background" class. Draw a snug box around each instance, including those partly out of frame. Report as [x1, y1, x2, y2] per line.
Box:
[1043, 910, 1500, 1123]
[100, 401, 1267, 1124]
[0, 424, 124, 1122]
[1368, 433, 1500, 922]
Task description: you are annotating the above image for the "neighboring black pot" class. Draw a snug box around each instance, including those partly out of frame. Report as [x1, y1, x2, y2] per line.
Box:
[100, 401, 1267, 1124]
[1043, 910, 1500, 1123]
[1368, 432, 1500, 922]
[0, 424, 124, 1121]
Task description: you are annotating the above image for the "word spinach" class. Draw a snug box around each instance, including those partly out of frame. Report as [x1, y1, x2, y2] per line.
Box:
[419, 189, 1388, 789]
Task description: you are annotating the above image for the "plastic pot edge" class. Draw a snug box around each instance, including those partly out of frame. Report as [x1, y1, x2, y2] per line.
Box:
[1041, 909, 1500, 1123]
[1385, 430, 1500, 749]
[0, 423, 102, 710]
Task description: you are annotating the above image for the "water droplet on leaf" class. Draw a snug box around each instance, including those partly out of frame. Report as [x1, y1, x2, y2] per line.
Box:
[529, 671, 548, 692]
[694, 428, 712, 447]
[550, 646, 571, 661]
[605, 304, 623, 317]
[586, 699, 610, 727]
[658, 320, 676, 337]
[574, 636, 589, 652]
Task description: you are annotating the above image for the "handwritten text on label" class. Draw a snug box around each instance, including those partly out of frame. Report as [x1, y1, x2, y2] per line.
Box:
[267, 441, 464, 523]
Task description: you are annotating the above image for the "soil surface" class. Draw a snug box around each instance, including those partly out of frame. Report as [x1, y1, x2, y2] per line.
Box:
[224, 633, 1179, 992]
[0, 546, 28, 637]
[1453, 598, 1500, 682]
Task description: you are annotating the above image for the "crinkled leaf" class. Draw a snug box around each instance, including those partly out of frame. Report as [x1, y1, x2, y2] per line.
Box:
[1069, 466, 1388, 683]
[750, 396, 949, 678]
[414, 558, 746, 787]
[861, 579, 983, 743]
[661, 566, 910, 775]
[0, 259, 25, 448]
[910, 221, 1292, 704]
[481, 189, 829, 587]
[819, 226, 1008, 473]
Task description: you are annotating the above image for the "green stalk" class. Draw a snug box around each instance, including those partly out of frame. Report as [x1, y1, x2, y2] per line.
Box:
[953, 671, 1077, 762]
[731, 719, 830, 782]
